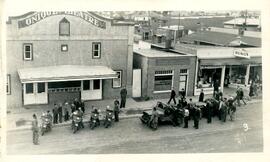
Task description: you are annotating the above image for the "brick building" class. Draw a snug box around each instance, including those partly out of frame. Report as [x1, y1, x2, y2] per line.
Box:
[6, 11, 134, 108]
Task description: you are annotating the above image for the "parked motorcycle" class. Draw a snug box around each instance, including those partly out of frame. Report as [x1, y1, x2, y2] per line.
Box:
[40, 115, 52, 136]
[104, 109, 114, 128]
[89, 111, 100, 130]
[71, 111, 83, 134]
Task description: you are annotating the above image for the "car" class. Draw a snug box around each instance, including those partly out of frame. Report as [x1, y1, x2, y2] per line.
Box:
[140, 102, 184, 128]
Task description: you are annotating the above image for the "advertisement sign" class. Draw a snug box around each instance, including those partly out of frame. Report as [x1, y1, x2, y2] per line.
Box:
[233, 49, 250, 59]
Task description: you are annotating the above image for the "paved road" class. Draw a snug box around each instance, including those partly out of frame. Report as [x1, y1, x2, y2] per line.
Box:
[7, 102, 263, 154]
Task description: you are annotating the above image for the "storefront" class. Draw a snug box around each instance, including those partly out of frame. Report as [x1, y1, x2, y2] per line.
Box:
[194, 47, 261, 95]
[133, 46, 196, 99]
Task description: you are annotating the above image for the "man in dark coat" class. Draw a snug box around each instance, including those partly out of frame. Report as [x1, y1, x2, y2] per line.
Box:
[53, 104, 58, 124]
[213, 80, 219, 94]
[193, 107, 201, 129]
[120, 87, 127, 108]
[220, 98, 228, 122]
[205, 100, 212, 123]
[199, 89, 204, 102]
[80, 100, 85, 113]
[74, 98, 80, 110]
[183, 107, 189, 128]
[168, 89, 176, 105]
[114, 99, 120, 122]
[58, 103, 63, 123]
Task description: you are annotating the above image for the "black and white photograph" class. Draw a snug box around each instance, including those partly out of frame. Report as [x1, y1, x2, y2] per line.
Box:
[1, 0, 270, 162]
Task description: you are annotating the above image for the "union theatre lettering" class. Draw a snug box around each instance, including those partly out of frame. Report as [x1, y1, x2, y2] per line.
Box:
[18, 11, 106, 29]
[233, 49, 250, 59]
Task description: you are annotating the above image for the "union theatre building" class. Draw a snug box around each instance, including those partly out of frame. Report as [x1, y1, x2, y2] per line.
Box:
[6, 12, 134, 108]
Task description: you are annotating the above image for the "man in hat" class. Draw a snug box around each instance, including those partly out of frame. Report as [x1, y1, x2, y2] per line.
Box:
[120, 86, 127, 108]
[114, 98, 120, 122]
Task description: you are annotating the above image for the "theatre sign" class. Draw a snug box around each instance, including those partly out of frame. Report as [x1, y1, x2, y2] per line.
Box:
[233, 49, 250, 59]
[18, 11, 106, 29]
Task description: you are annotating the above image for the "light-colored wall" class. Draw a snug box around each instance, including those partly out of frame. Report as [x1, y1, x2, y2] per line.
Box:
[6, 13, 134, 109]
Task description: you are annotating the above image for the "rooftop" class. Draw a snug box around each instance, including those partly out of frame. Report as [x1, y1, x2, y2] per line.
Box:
[180, 30, 261, 47]
[224, 18, 260, 26]
[133, 48, 191, 58]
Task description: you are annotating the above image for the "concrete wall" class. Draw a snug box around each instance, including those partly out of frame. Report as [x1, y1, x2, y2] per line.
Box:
[6, 12, 134, 109]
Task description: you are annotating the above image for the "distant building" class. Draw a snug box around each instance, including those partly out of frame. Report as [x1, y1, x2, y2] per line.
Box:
[223, 18, 261, 31]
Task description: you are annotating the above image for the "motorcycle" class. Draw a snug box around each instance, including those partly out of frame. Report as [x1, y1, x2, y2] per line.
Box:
[71, 113, 83, 134]
[89, 111, 100, 130]
[104, 109, 114, 128]
[41, 116, 52, 136]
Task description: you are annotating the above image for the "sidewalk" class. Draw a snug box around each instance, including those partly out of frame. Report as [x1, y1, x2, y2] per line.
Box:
[7, 87, 262, 131]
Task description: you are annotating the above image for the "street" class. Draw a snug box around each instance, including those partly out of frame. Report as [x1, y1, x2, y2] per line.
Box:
[7, 102, 263, 154]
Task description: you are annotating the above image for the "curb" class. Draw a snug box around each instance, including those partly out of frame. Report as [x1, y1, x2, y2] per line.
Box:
[7, 99, 262, 132]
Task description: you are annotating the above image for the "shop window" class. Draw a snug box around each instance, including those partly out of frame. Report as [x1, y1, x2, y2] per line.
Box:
[249, 66, 262, 84]
[230, 65, 247, 84]
[37, 83, 45, 93]
[154, 70, 173, 92]
[93, 80, 100, 90]
[59, 17, 70, 36]
[83, 80, 90, 90]
[26, 83, 34, 94]
[113, 71, 122, 88]
[7, 74, 11, 95]
[197, 68, 221, 88]
[23, 43, 33, 61]
[92, 42, 101, 58]
[61, 44, 68, 52]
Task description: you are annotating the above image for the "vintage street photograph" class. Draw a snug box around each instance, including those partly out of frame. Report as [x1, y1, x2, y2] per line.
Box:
[4, 10, 263, 154]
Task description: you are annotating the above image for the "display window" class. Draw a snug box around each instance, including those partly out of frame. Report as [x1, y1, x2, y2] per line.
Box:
[197, 68, 221, 88]
[230, 65, 247, 84]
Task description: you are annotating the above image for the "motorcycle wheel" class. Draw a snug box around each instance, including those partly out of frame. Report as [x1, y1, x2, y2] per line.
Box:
[73, 126, 78, 134]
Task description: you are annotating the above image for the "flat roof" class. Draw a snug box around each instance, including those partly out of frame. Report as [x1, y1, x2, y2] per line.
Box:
[224, 18, 260, 26]
[18, 65, 117, 83]
[133, 48, 191, 58]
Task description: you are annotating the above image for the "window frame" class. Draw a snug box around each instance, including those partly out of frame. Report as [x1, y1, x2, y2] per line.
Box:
[37, 82, 45, 93]
[59, 18, 70, 36]
[23, 43, 33, 61]
[93, 79, 100, 90]
[92, 42, 101, 59]
[154, 70, 174, 93]
[25, 83, 34, 94]
[7, 74, 11, 95]
[61, 44, 68, 52]
[112, 70, 122, 88]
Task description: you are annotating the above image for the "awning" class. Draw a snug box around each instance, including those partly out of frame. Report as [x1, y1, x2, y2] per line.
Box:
[18, 65, 118, 83]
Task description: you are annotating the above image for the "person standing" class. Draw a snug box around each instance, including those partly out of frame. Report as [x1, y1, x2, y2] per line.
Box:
[58, 103, 63, 123]
[53, 104, 58, 124]
[74, 98, 80, 110]
[183, 107, 189, 128]
[193, 107, 200, 129]
[228, 97, 236, 121]
[32, 114, 39, 145]
[149, 107, 159, 130]
[249, 81, 254, 98]
[120, 86, 127, 108]
[71, 103, 76, 113]
[179, 88, 186, 100]
[213, 80, 219, 94]
[80, 100, 85, 113]
[220, 98, 228, 122]
[114, 99, 120, 122]
[168, 89, 176, 105]
[205, 100, 212, 123]
[199, 89, 204, 102]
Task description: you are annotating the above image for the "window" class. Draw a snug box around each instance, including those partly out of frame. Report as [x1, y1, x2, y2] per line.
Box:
[230, 65, 247, 84]
[23, 44, 33, 60]
[92, 42, 101, 58]
[37, 83, 45, 93]
[61, 44, 68, 52]
[113, 71, 122, 88]
[26, 83, 34, 94]
[83, 80, 90, 90]
[7, 74, 11, 95]
[154, 70, 173, 92]
[59, 17, 70, 36]
[179, 69, 188, 92]
[93, 80, 100, 90]
[197, 67, 221, 88]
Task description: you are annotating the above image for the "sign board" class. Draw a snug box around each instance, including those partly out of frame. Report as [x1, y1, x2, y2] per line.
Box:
[233, 49, 250, 59]
[18, 11, 106, 29]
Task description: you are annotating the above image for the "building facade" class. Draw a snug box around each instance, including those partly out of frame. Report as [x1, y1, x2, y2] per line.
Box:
[133, 44, 196, 99]
[6, 11, 134, 108]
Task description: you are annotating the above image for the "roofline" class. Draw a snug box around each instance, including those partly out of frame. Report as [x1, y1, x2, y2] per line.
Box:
[6, 11, 134, 26]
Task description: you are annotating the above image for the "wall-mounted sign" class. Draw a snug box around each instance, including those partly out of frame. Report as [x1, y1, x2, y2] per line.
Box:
[18, 11, 106, 29]
[233, 49, 250, 59]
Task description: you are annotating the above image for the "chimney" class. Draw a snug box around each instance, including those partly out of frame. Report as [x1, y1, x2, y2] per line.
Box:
[165, 29, 172, 49]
